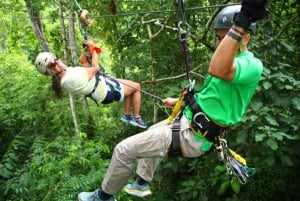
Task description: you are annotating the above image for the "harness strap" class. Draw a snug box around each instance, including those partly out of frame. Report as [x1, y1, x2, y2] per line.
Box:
[85, 71, 101, 105]
[168, 112, 184, 157]
[187, 94, 227, 142]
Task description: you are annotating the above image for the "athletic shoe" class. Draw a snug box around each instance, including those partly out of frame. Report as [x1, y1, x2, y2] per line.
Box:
[78, 189, 116, 201]
[130, 116, 147, 128]
[120, 114, 132, 123]
[124, 180, 152, 197]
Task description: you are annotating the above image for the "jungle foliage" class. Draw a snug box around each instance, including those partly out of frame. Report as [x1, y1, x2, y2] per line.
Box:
[0, 0, 299, 201]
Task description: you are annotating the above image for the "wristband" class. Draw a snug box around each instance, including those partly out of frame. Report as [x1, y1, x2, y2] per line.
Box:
[231, 26, 245, 35]
[227, 31, 242, 42]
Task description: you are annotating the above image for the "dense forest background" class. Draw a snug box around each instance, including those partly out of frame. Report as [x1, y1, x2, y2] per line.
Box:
[0, 0, 299, 200]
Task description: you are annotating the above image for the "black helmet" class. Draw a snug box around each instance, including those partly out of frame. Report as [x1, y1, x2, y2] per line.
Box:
[213, 5, 256, 33]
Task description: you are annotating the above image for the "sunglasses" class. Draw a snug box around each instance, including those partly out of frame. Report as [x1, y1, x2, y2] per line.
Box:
[48, 55, 59, 68]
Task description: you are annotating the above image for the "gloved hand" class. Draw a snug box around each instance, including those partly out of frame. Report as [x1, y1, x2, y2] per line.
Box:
[234, 0, 268, 30]
[79, 54, 91, 66]
[82, 39, 101, 57]
[241, 0, 269, 22]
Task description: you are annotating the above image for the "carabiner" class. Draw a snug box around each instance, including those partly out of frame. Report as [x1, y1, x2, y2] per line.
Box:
[177, 21, 190, 42]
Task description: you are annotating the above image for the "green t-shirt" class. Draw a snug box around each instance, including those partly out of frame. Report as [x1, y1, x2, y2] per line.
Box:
[184, 51, 263, 126]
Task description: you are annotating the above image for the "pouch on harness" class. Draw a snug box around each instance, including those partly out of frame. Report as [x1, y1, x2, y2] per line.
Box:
[187, 93, 228, 142]
[168, 91, 228, 157]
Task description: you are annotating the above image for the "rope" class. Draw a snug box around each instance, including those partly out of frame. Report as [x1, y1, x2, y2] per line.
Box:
[174, 0, 194, 90]
[72, 0, 82, 11]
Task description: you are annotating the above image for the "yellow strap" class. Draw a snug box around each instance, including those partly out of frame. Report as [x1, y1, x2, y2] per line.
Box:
[229, 149, 247, 166]
[166, 90, 185, 124]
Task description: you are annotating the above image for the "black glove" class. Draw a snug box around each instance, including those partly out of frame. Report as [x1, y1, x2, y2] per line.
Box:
[241, 0, 269, 22]
[234, 0, 269, 30]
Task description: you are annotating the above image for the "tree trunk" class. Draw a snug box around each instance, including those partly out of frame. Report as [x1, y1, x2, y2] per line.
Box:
[59, 0, 81, 134]
[24, 0, 50, 52]
[69, 4, 95, 138]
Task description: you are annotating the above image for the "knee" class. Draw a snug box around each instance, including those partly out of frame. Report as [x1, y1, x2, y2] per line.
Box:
[114, 140, 128, 156]
[134, 82, 141, 90]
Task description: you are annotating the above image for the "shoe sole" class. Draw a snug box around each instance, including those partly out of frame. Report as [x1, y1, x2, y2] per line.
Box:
[124, 188, 152, 197]
[129, 121, 147, 129]
[120, 118, 131, 123]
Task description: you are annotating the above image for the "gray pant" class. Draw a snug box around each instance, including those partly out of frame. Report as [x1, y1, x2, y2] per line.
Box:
[102, 115, 206, 195]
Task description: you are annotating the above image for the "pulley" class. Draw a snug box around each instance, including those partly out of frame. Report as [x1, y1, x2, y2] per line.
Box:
[79, 9, 91, 27]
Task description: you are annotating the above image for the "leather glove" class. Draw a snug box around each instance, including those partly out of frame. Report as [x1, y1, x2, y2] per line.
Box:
[82, 39, 101, 57]
[79, 54, 91, 66]
[234, 0, 269, 30]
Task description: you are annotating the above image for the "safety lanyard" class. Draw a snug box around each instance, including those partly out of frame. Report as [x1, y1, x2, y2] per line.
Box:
[173, 0, 194, 91]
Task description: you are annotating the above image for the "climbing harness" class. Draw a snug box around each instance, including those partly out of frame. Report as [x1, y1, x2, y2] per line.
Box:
[168, 111, 183, 157]
[215, 138, 256, 184]
[73, 0, 90, 39]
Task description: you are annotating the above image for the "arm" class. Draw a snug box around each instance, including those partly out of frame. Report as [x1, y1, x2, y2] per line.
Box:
[209, 0, 268, 81]
[208, 26, 246, 81]
[162, 97, 179, 108]
[85, 50, 99, 80]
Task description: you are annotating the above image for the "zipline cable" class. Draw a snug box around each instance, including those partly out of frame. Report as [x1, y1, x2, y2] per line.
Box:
[72, 0, 90, 39]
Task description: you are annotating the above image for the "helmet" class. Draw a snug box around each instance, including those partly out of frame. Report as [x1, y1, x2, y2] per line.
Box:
[213, 5, 256, 33]
[34, 52, 56, 75]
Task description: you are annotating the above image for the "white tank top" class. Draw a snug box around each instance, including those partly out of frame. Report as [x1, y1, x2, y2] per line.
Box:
[61, 67, 107, 103]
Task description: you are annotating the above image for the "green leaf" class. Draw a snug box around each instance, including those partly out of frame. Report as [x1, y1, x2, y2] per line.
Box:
[250, 101, 263, 111]
[271, 132, 283, 141]
[262, 81, 272, 90]
[292, 97, 300, 111]
[266, 138, 278, 150]
[217, 180, 230, 196]
[236, 131, 248, 143]
[255, 133, 266, 142]
[280, 155, 293, 166]
[231, 180, 240, 194]
[265, 115, 279, 127]
[266, 156, 275, 166]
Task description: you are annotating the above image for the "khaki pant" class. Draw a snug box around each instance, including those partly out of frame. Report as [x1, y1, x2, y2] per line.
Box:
[102, 115, 206, 195]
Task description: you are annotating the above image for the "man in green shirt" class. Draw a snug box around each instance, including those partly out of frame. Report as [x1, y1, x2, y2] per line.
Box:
[78, 1, 268, 201]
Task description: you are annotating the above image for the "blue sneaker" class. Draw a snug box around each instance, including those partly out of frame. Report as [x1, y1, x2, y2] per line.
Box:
[78, 189, 116, 201]
[120, 114, 132, 123]
[130, 116, 147, 128]
[124, 180, 152, 197]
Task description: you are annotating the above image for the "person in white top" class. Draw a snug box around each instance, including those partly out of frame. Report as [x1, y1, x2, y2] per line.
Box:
[34, 40, 147, 128]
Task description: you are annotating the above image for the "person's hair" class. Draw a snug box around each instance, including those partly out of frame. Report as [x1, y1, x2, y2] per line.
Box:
[51, 74, 63, 98]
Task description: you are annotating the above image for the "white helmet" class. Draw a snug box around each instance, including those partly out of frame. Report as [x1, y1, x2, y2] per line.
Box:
[34, 52, 56, 75]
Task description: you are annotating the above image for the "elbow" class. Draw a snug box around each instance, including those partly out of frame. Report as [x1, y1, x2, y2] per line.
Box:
[208, 64, 218, 77]
[208, 65, 235, 81]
